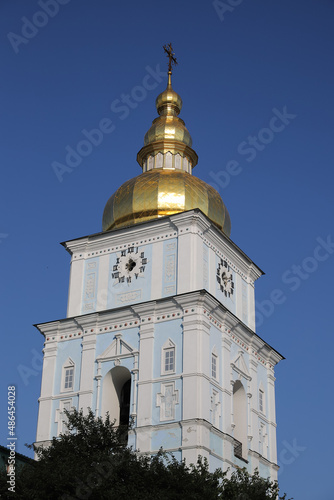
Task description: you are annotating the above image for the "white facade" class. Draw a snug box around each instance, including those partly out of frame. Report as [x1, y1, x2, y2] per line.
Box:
[35, 209, 283, 479]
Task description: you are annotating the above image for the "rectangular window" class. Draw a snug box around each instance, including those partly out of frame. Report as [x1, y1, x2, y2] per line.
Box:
[64, 367, 74, 390]
[212, 354, 217, 379]
[259, 389, 264, 413]
[164, 348, 175, 372]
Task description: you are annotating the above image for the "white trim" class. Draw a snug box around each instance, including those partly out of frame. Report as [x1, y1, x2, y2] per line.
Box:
[231, 350, 251, 381]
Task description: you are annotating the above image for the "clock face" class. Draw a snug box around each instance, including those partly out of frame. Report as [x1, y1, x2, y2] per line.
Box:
[112, 247, 147, 284]
[217, 260, 234, 297]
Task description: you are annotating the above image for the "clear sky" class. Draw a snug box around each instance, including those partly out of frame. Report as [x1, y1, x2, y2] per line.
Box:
[1, 1, 333, 498]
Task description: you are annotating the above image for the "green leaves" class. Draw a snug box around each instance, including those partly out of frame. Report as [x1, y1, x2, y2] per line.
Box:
[0, 409, 290, 500]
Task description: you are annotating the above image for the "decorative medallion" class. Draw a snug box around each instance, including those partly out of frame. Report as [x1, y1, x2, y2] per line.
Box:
[217, 259, 234, 296]
[112, 247, 147, 283]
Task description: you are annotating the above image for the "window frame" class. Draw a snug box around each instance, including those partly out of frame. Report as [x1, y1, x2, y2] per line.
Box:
[161, 339, 176, 376]
[211, 347, 219, 381]
[61, 358, 75, 393]
[164, 347, 175, 373]
[258, 387, 265, 414]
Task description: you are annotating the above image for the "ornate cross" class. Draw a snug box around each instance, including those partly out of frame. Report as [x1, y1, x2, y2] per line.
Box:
[163, 43, 178, 73]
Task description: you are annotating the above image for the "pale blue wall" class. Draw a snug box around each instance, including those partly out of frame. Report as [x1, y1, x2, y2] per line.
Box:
[258, 462, 271, 480]
[119, 327, 140, 352]
[50, 394, 79, 438]
[54, 338, 82, 395]
[95, 330, 117, 357]
[95, 327, 139, 358]
[107, 244, 153, 309]
[230, 341, 250, 375]
[210, 432, 223, 458]
[235, 454, 251, 473]
[153, 319, 183, 378]
[151, 378, 182, 426]
[151, 425, 181, 451]
[209, 454, 223, 473]
[170, 450, 181, 462]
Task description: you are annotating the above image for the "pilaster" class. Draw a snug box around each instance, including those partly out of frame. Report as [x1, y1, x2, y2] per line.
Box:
[134, 303, 156, 431]
[76, 316, 98, 412]
[36, 323, 59, 443]
[177, 296, 211, 422]
[267, 370, 277, 463]
[67, 258, 85, 317]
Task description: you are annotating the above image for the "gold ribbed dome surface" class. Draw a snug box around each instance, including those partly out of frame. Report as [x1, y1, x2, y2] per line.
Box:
[144, 115, 192, 147]
[143, 75, 192, 147]
[102, 169, 231, 236]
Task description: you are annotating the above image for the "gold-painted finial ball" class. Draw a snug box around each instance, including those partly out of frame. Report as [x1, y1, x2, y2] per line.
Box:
[155, 74, 183, 117]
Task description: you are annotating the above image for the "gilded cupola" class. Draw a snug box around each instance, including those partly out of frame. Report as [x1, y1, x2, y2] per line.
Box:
[102, 44, 231, 236]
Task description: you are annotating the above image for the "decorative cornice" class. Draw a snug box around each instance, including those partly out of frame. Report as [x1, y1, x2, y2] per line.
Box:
[36, 289, 284, 365]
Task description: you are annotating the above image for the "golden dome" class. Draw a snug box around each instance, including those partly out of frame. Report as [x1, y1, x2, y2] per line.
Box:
[143, 74, 192, 148]
[155, 76, 183, 117]
[102, 169, 231, 236]
[102, 46, 231, 237]
[144, 115, 192, 148]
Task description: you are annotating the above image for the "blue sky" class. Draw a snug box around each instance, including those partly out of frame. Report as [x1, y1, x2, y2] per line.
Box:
[1, 1, 333, 498]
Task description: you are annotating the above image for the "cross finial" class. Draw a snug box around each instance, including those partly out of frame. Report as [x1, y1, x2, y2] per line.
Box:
[163, 43, 178, 73]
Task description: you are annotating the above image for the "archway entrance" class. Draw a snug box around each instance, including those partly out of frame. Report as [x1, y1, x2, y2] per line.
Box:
[101, 366, 131, 427]
[233, 380, 247, 460]
[119, 378, 131, 426]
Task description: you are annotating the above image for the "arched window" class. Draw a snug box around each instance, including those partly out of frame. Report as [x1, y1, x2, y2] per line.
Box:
[101, 366, 131, 427]
[233, 380, 248, 461]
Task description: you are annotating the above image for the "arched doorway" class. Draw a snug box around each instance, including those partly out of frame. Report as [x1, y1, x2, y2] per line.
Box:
[233, 380, 247, 460]
[119, 378, 131, 426]
[101, 366, 131, 427]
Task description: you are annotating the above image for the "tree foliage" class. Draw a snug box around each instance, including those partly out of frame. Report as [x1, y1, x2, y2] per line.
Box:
[0, 409, 291, 500]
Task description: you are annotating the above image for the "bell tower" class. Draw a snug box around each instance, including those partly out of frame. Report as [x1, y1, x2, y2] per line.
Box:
[35, 46, 283, 479]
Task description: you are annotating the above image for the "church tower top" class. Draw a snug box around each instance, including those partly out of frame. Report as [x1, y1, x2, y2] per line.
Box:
[102, 45, 231, 236]
[137, 43, 196, 169]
